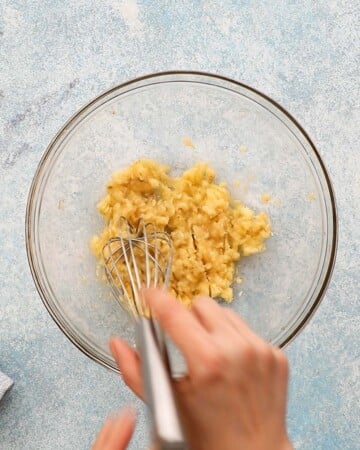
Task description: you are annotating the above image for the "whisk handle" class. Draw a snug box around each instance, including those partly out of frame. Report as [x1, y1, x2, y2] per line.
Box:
[136, 318, 186, 450]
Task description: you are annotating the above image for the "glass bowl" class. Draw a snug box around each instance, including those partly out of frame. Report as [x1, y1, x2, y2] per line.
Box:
[26, 72, 337, 373]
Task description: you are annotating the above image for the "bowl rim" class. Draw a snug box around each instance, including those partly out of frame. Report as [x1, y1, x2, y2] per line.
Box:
[25, 70, 338, 372]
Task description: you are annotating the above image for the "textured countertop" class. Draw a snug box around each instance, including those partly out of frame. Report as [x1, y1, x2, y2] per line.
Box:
[0, 1, 359, 449]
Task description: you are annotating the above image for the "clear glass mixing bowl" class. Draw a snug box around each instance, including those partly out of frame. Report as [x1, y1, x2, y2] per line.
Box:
[26, 72, 337, 372]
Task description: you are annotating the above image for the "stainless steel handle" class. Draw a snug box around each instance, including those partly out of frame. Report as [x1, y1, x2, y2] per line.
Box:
[136, 318, 186, 450]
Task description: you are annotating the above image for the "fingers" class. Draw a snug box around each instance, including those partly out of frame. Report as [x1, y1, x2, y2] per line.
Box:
[143, 288, 286, 390]
[108, 409, 136, 450]
[222, 308, 265, 345]
[92, 408, 136, 450]
[192, 296, 285, 387]
[192, 296, 225, 332]
[142, 288, 212, 368]
[92, 417, 116, 449]
[110, 337, 144, 399]
[192, 296, 261, 345]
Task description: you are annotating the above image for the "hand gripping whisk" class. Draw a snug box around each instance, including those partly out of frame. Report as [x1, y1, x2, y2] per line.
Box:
[102, 217, 186, 450]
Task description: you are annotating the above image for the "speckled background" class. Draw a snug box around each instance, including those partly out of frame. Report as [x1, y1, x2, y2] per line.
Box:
[0, 1, 359, 449]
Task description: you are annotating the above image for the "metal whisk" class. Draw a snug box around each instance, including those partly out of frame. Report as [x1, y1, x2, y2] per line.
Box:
[102, 217, 186, 450]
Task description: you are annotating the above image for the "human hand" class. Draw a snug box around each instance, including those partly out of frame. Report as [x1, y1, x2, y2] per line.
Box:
[92, 409, 135, 450]
[110, 287, 292, 450]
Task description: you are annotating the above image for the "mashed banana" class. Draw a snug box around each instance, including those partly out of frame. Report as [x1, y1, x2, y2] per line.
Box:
[91, 160, 271, 306]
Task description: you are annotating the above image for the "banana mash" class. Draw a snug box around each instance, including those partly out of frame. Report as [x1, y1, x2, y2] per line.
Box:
[91, 159, 271, 306]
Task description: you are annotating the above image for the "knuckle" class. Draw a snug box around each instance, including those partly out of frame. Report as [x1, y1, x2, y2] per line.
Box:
[258, 344, 276, 366]
[230, 344, 245, 362]
[240, 343, 257, 364]
[198, 350, 225, 380]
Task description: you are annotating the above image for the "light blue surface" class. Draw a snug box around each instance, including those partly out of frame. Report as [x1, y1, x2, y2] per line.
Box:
[0, 1, 359, 449]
